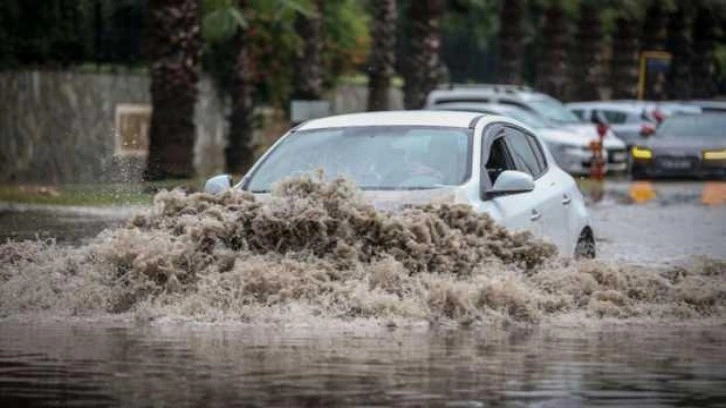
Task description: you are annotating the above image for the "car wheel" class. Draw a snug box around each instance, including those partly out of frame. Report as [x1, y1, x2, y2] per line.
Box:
[574, 228, 596, 259]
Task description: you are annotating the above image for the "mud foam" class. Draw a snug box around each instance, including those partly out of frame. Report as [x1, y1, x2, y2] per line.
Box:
[1, 173, 724, 326]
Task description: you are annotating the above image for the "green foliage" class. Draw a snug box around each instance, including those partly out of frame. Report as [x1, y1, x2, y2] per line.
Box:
[201, 0, 369, 106]
[323, 0, 370, 73]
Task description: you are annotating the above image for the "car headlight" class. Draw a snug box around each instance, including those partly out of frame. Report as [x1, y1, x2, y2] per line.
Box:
[703, 150, 726, 160]
[631, 146, 652, 160]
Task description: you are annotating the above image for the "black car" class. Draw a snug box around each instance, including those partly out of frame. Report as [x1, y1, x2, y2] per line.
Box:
[631, 113, 726, 179]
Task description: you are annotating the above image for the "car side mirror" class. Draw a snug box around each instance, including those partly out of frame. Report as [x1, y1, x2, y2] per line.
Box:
[485, 170, 535, 198]
[204, 174, 233, 195]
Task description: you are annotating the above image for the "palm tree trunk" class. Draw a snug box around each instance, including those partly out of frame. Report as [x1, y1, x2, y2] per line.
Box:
[611, 17, 639, 99]
[665, 7, 691, 100]
[641, 0, 667, 100]
[293, 0, 324, 100]
[536, 5, 568, 100]
[497, 0, 525, 85]
[403, 0, 444, 110]
[225, 0, 255, 175]
[367, 0, 397, 111]
[144, 0, 201, 180]
[569, 3, 603, 101]
[691, 6, 717, 98]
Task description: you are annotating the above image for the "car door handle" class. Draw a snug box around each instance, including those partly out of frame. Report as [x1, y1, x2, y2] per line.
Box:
[562, 194, 572, 205]
[530, 209, 541, 221]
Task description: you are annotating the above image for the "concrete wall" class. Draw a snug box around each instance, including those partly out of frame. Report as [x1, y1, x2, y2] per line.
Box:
[0, 71, 403, 184]
[0, 70, 226, 184]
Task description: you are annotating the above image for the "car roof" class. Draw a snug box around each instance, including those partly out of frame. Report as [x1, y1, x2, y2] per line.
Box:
[426, 88, 552, 105]
[296, 111, 484, 130]
[566, 102, 646, 112]
[428, 102, 524, 113]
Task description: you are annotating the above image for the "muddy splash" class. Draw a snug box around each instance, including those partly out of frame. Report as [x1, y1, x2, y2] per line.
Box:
[1, 173, 725, 325]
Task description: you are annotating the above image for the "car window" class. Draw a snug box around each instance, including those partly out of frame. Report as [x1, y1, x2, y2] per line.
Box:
[599, 109, 628, 124]
[245, 126, 472, 192]
[484, 135, 516, 184]
[570, 109, 585, 120]
[525, 133, 547, 174]
[505, 127, 544, 178]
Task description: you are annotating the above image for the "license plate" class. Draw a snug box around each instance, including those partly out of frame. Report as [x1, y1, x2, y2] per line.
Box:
[660, 159, 691, 169]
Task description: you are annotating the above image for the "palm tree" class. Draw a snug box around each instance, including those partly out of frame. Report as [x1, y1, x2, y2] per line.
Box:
[293, 0, 324, 100]
[641, 0, 667, 51]
[226, 0, 255, 174]
[641, 0, 668, 100]
[536, 4, 568, 100]
[203, 0, 309, 174]
[403, 0, 444, 109]
[367, 0, 397, 111]
[145, 0, 202, 180]
[665, 5, 692, 99]
[569, 2, 604, 101]
[691, 5, 717, 98]
[497, 0, 525, 85]
[610, 16, 640, 99]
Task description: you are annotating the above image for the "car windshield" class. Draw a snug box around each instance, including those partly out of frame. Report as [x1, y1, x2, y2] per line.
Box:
[656, 114, 726, 140]
[528, 99, 581, 123]
[246, 126, 471, 192]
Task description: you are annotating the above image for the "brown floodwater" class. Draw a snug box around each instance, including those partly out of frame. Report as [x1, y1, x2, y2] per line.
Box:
[1, 321, 725, 407]
[1, 176, 725, 406]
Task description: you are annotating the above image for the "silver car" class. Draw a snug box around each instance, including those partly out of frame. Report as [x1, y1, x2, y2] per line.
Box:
[205, 111, 595, 258]
[566, 101, 658, 148]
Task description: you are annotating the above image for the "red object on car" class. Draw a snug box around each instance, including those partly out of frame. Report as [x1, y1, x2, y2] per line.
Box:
[640, 123, 656, 136]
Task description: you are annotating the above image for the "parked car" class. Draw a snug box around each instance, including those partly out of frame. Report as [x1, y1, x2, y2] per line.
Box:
[427, 102, 628, 176]
[425, 85, 582, 124]
[566, 101, 658, 148]
[630, 113, 726, 179]
[425, 85, 628, 174]
[680, 100, 726, 113]
[205, 111, 596, 258]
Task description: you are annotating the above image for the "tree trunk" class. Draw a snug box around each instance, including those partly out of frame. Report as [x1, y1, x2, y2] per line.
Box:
[641, 0, 667, 51]
[536, 5, 568, 100]
[666, 6, 691, 100]
[691, 6, 717, 98]
[569, 3, 603, 101]
[144, 0, 201, 180]
[497, 0, 524, 85]
[225, 0, 255, 175]
[403, 0, 444, 110]
[641, 0, 668, 100]
[367, 0, 397, 111]
[611, 17, 639, 99]
[293, 0, 324, 100]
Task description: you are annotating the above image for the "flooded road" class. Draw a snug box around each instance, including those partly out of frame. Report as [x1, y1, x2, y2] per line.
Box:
[1, 321, 725, 407]
[1, 180, 725, 407]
